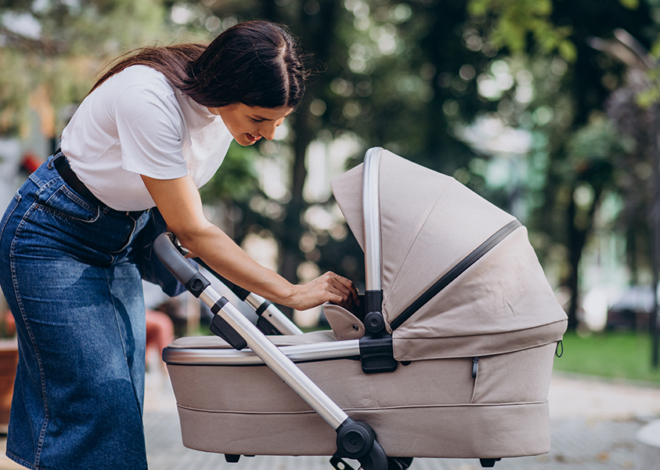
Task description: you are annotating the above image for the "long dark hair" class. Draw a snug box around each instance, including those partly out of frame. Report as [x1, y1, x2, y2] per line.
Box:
[91, 21, 308, 109]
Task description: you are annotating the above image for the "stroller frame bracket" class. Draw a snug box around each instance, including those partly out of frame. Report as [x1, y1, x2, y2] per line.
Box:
[208, 297, 248, 350]
[359, 335, 397, 374]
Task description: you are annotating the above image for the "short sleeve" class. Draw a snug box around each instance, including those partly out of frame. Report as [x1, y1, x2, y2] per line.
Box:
[114, 84, 190, 180]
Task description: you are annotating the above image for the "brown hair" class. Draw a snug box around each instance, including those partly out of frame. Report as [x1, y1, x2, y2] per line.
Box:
[91, 21, 307, 109]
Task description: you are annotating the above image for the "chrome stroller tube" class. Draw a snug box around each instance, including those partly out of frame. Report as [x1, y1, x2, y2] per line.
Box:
[363, 147, 383, 293]
[244, 292, 303, 336]
[360, 148, 397, 375]
[362, 147, 387, 336]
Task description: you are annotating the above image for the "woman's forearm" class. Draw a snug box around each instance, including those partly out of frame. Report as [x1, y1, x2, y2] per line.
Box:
[176, 224, 297, 306]
[141, 173, 357, 311]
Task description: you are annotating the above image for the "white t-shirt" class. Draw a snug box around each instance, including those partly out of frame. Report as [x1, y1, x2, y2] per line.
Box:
[61, 65, 233, 211]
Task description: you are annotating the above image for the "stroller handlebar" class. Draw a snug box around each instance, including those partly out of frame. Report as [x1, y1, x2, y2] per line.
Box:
[153, 233, 209, 297]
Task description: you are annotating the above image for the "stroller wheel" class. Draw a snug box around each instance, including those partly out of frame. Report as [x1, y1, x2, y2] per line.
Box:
[479, 458, 501, 467]
[387, 457, 414, 470]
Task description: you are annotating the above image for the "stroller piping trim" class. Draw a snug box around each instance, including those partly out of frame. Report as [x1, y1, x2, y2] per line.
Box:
[390, 219, 522, 330]
[174, 400, 549, 415]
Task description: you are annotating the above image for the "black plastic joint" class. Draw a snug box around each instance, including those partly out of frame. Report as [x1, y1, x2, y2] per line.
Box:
[209, 298, 248, 350]
[255, 300, 272, 317]
[210, 297, 228, 314]
[364, 311, 385, 335]
[359, 335, 397, 374]
[479, 458, 501, 467]
[185, 273, 210, 298]
[364, 290, 385, 336]
[365, 290, 382, 315]
[256, 316, 282, 335]
[231, 284, 250, 302]
[335, 418, 375, 459]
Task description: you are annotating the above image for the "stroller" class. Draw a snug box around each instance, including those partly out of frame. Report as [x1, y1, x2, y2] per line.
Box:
[156, 148, 568, 470]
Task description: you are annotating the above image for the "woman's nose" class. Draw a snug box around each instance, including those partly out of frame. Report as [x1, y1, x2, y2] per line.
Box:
[260, 122, 278, 140]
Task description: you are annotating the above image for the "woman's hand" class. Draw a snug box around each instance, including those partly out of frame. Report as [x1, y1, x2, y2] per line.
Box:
[288, 272, 359, 312]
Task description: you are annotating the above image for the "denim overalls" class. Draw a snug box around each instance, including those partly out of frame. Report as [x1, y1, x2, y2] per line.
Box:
[0, 152, 151, 469]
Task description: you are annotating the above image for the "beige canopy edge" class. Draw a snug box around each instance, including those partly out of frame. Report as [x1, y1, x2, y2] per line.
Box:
[392, 319, 568, 361]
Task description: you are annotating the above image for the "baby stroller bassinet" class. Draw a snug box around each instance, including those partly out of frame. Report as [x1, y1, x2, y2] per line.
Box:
[158, 148, 568, 469]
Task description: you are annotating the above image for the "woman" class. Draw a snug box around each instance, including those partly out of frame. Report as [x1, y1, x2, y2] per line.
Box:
[0, 21, 357, 470]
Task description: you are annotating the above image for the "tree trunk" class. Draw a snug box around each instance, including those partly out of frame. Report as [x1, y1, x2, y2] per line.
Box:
[649, 104, 660, 369]
[565, 184, 603, 330]
[566, 195, 582, 331]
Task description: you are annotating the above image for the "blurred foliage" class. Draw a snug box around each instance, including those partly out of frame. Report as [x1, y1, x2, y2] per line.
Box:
[0, 0, 168, 136]
[3, 0, 660, 331]
[199, 143, 260, 204]
[468, 0, 577, 61]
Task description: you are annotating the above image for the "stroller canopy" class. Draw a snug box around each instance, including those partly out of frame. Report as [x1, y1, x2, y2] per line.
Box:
[331, 150, 567, 361]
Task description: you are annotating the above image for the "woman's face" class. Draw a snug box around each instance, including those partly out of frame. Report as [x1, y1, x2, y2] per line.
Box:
[208, 103, 293, 146]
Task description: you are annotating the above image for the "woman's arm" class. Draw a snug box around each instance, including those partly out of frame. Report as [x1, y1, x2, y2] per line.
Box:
[141, 174, 358, 311]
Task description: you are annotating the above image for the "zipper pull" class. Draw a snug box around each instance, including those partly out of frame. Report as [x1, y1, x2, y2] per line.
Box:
[472, 357, 479, 379]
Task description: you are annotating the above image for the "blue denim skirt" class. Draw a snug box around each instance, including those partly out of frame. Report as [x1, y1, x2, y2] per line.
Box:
[0, 153, 151, 470]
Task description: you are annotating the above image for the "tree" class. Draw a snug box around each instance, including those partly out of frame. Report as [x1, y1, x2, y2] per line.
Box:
[0, 0, 168, 142]
[464, 0, 657, 329]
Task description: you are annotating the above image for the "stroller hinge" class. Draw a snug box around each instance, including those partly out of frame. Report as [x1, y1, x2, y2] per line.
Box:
[360, 289, 396, 373]
[256, 315, 282, 335]
[472, 357, 479, 379]
[359, 335, 397, 373]
[209, 298, 248, 350]
[335, 418, 388, 470]
[364, 290, 385, 336]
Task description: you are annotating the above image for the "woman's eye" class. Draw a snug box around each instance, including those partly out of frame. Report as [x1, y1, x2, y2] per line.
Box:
[251, 118, 264, 123]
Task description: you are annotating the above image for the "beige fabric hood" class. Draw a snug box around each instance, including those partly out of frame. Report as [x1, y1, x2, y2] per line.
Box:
[331, 150, 567, 361]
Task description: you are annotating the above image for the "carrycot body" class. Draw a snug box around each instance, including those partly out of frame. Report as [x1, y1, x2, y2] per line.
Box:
[163, 149, 568, 463]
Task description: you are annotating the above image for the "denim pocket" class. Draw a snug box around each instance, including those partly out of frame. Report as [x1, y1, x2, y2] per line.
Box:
[39, 184, 101, 223]
[0, 192, 21, 243]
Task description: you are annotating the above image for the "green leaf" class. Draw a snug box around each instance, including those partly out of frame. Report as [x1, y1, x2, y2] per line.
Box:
[636, 88, 660, 108]
[619, 0, 639, 10]
[558, 40, 577, 62]
[467, 0, 491, 16]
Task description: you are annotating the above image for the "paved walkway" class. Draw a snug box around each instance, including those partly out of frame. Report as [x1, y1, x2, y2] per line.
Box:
[2, 371, 660, 470]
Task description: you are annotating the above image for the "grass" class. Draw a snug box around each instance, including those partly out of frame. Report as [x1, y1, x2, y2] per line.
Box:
[554, 331, 660, 385]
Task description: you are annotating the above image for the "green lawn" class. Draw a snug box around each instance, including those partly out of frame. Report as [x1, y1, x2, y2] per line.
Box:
[554, 331, 660, 385]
